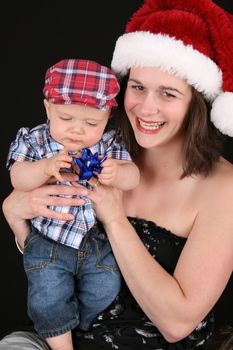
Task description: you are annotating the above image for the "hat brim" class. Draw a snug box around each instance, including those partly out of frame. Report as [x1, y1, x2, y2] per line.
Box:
[111, 31, 222, 101]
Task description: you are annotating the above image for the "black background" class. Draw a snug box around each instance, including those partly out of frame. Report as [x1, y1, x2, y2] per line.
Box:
[1, 1, 232, 339]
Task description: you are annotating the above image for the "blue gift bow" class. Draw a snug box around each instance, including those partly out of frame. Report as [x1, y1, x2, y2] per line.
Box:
[72, 148, 107, 180]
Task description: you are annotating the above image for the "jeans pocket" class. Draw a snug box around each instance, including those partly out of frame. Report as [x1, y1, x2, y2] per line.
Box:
[93, 235, 119, 272]
[23, 230, 38, 251]
[23, 232, 57, 272]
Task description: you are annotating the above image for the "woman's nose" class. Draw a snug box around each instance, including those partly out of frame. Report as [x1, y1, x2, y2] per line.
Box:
[140, 92, 160, 116]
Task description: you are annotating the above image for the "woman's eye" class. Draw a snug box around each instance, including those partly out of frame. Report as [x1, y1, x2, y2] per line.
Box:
[132, 84, 144, 91]
[162, 91, 175, 98]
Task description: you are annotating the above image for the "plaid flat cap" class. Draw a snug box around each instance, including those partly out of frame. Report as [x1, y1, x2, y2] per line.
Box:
[43, 59, 120, 110]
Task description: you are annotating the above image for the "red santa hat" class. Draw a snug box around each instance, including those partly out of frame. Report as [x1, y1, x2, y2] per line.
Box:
[111, 0, 233, 136]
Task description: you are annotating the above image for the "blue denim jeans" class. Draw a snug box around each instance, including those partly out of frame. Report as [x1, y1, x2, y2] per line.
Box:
[23, 224, 121, 338]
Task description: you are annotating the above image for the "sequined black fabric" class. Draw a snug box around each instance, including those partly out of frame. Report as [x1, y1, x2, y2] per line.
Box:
[74, 217, 214, 349]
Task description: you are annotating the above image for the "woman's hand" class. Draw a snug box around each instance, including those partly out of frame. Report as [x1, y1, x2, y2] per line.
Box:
[86, 180, 126, 228]
[2, 172, 88, 251]
[3, 172, 88, 222]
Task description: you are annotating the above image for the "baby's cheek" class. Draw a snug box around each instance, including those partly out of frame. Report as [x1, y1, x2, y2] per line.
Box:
[100, 167, 107, 175]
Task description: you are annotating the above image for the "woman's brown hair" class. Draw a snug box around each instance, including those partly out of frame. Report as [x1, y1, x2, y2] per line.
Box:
[112, 75, 225, 178]
[207, 325, 233, 350]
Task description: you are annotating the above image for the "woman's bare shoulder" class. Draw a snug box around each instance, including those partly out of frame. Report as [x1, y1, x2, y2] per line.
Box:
[217, 157, 233, 173]
[212, 157, 233, 189]
[198, 157, 233, 216]
[202, 157, 233, 189]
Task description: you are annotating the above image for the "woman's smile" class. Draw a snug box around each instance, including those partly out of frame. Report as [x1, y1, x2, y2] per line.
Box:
[136, 117, 166, 134]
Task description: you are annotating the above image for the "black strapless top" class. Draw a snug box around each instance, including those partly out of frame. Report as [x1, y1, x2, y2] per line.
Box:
[74, 217, 214, 349]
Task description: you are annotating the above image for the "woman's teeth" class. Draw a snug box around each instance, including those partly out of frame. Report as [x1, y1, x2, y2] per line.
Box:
[139, 119, 165, 130]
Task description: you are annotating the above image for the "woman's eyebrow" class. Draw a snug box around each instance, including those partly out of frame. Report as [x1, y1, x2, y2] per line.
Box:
[159, 85, 184, 95]
[128, 78, 142, 84]
[128, 79, 184, 96]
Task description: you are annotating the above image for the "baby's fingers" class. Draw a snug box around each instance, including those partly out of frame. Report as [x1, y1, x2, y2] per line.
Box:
[57, 154, 73, 163]
[56, 161, 72, 170]
[54, 171, 64, 182]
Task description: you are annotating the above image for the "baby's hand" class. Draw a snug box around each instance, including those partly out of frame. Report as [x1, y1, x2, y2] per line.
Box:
[45, 148, 73, 182]
[98, 158, 119, 185]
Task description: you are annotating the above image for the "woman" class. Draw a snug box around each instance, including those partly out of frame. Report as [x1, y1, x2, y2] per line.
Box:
[1, 0, 233, 349]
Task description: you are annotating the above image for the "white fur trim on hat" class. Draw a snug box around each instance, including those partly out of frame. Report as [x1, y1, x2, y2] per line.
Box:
[111, 31, 223, 102]
[211, 92, 233, 137]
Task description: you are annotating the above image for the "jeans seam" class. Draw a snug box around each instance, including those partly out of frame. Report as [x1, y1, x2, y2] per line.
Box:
[37, 317, 79, 338]
[94, 238, 119, 272]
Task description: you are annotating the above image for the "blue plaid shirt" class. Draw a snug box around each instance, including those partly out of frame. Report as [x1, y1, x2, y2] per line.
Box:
[6, 123, 131, 249]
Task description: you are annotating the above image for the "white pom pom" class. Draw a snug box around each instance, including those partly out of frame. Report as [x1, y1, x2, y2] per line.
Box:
[211, 92, 233, 136]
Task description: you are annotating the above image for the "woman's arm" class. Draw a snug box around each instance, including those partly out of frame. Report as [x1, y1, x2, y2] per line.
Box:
[87, 184, 233, 343]
[2, 194, 30, 251]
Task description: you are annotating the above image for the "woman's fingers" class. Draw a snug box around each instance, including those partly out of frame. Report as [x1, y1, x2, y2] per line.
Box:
[3, 182, 89, 224]
[44, 195, 86, 207]
[25, 184, 88, 219]
[39, 207, 75, 221]
[42, 184, 88, 196]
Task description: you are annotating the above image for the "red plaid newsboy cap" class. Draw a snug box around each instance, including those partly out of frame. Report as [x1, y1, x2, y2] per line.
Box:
[43, 59, 120, 110]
